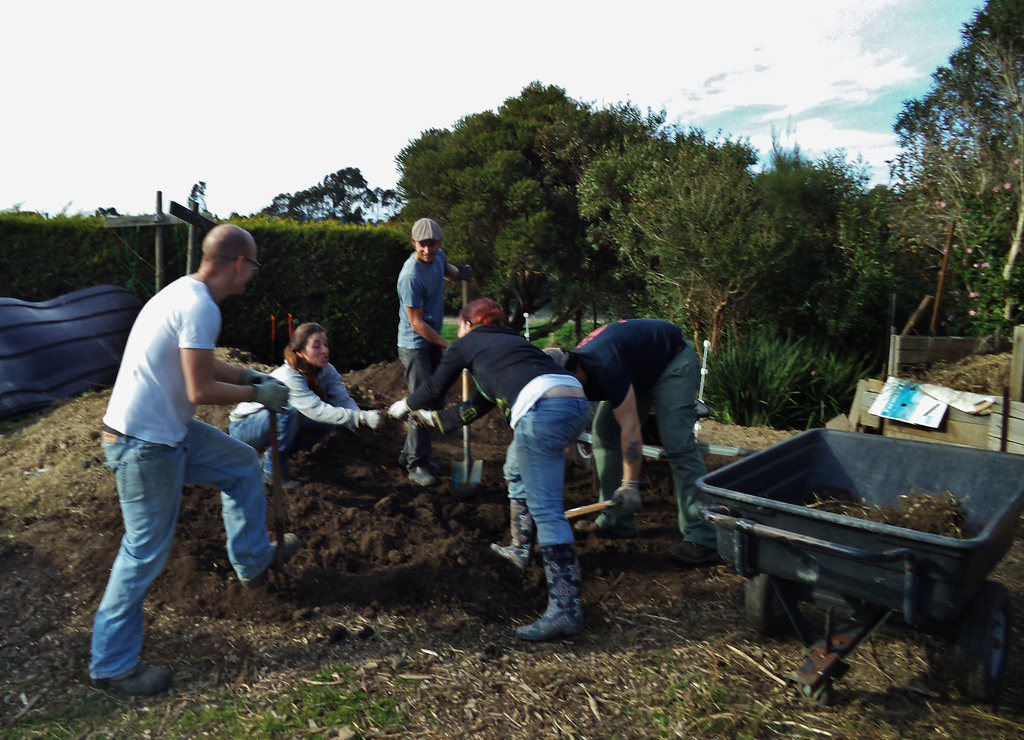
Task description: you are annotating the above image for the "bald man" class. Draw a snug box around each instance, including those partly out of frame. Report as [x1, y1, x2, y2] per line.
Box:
[91, 225, 298, 696]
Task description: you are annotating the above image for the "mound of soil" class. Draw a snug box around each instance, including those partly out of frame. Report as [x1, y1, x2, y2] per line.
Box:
[3, 353, 1024, 737]
[1, 358, 790, 631]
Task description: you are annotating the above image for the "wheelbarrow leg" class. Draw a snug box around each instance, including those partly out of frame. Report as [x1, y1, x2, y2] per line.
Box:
[789, 606, 894, 703]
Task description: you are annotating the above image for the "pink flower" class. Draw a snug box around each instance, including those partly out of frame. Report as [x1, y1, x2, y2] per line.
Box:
[967, 247, 974, 254]
[1006, 183, 1013, 189]
[970, 291, 979, 298]
[982, 261, 991, 268]
[969, 309, 977, 316]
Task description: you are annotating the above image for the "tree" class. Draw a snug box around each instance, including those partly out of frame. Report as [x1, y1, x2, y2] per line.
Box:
[892, 0, 1024, 333]
[755, 145, 921, 353]
[189, 181, 207, 213]
[261, 167, 400, 223]
[396, 83, 662, 332]
[579, 129, 775, 350]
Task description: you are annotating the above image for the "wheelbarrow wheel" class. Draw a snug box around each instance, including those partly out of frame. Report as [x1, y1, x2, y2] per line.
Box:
[568, 439, 593, 470]
[745, 574, 789, 637]
[955, 581, 1012, 703]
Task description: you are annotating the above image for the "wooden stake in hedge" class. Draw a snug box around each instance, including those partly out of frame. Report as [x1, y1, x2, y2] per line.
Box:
[929, 220, 957, 335]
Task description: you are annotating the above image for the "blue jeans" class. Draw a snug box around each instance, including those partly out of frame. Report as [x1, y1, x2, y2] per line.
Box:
[592, 344, 715, 546]
[503, 396, 589, 546]
[398, 345, 444, 469]
[228, 406, 333, 480]
[91, 419, 272, 680]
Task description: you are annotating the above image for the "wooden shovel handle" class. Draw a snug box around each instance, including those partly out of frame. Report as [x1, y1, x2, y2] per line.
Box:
[564, 500, 617, 520]
[461, 280, 471, 403]
[268, 411, 286, 544]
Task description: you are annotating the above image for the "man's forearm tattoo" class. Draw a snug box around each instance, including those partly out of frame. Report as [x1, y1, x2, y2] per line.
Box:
[625, 441, 642, 467]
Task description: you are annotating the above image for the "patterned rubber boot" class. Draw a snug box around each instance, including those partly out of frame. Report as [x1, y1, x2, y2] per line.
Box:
[489, 498, 535, 572]
[515, 542, 584, 641]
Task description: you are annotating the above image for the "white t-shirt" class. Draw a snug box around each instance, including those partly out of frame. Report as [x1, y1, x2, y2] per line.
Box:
[103, 276, 220, 446]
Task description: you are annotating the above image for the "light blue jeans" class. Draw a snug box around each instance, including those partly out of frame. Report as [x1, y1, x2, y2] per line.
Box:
[503, 396, 589, 546]
[91, 419, 272, 680]
[228, 406, 332, 481]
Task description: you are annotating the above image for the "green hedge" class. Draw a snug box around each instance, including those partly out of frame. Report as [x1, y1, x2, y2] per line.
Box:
[0, 213, 139, 300]
[224, 218, 408, 369]
[0, 213, 410, 370]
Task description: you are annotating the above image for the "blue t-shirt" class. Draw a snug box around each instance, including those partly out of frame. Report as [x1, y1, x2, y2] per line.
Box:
[397, 250, 449, 349]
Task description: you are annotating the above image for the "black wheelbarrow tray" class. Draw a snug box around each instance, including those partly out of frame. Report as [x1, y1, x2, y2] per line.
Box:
[697, 428, 1024, 704]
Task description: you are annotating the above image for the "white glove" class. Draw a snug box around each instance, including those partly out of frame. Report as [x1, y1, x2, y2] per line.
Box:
[254, 379, 289, 414]
[388, 398, 411, 419]
[359, 410, 383, 430]
[242, 368, 275, 387]
[411, 410, 437, 428]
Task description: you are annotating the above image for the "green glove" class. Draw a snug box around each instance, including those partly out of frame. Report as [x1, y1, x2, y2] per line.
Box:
[254, 378, 289, 413]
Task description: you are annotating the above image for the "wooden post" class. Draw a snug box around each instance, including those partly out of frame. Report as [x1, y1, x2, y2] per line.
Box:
[186, 201, 200, 274]
[102, 191, 187, 293]
[155, 191, 165, 291]
[900, 296, 934, 336]
[929, 220, 957, 334]
[1011, 326, 1024, 402]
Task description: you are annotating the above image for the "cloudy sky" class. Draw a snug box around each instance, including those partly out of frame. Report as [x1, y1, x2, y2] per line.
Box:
[2, 0, 984, 218]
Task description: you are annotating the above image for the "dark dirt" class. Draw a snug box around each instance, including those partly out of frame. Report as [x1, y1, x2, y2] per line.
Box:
[3, 353, 1024, 738]
[809, 487, 971, 539]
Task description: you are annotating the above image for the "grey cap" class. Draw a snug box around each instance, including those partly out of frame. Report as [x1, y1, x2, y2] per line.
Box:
[543, 347, 570, 367]
[411, 218, 443, 242]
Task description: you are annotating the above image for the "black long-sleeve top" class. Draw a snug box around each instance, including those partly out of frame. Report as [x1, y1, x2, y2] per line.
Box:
[406, 325, 574, 423]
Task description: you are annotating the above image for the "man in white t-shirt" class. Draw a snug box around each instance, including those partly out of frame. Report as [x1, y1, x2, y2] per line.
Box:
[91, 224, 296, 696]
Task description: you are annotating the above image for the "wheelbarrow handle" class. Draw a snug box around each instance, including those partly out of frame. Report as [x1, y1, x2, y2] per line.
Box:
[702, 506, 921, 625]
[702, 507, 916, 565]
[577, 432, 754, 460]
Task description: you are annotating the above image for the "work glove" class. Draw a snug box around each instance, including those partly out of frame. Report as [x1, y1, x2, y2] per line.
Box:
[253, 378, 289, 414]
[612, 479, 643, 512]
[242, 368, 275, 387]
[358, 410, 383, 431]
[388, 398, 411, 420]
[427, 398, 488, 434]
[457, 264, 473, 281]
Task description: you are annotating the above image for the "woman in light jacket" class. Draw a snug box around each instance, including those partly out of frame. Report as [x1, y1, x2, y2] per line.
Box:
[230, 322, 381, 487]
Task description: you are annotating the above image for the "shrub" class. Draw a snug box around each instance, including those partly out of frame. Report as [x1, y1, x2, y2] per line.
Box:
[704, 333, 871, 429]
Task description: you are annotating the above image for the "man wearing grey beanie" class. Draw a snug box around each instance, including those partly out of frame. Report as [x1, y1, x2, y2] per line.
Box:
[396, 218, 472, 486]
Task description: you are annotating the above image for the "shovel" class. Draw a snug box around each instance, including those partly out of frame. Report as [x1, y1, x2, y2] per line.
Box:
[267, 411, 296, 581]
[564, 486, 643, 520]
[452, 280, 483, 493]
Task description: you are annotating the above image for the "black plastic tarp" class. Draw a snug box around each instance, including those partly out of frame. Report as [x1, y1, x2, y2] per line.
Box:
[0, 285, 141, 419]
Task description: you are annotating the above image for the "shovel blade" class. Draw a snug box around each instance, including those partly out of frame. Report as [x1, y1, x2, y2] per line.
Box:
[451, 457, 483, 492]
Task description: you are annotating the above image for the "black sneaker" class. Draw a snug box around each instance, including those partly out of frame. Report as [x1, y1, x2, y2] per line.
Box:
[93, 662, 173, 695]
[239, 533, 301, 588]
[407, 466, 437, 487]
[399, 456, 440, 476]
[669, 542, 721, 565]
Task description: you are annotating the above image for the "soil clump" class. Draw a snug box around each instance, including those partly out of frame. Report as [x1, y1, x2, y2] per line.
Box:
[808, 487, 971, 539]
